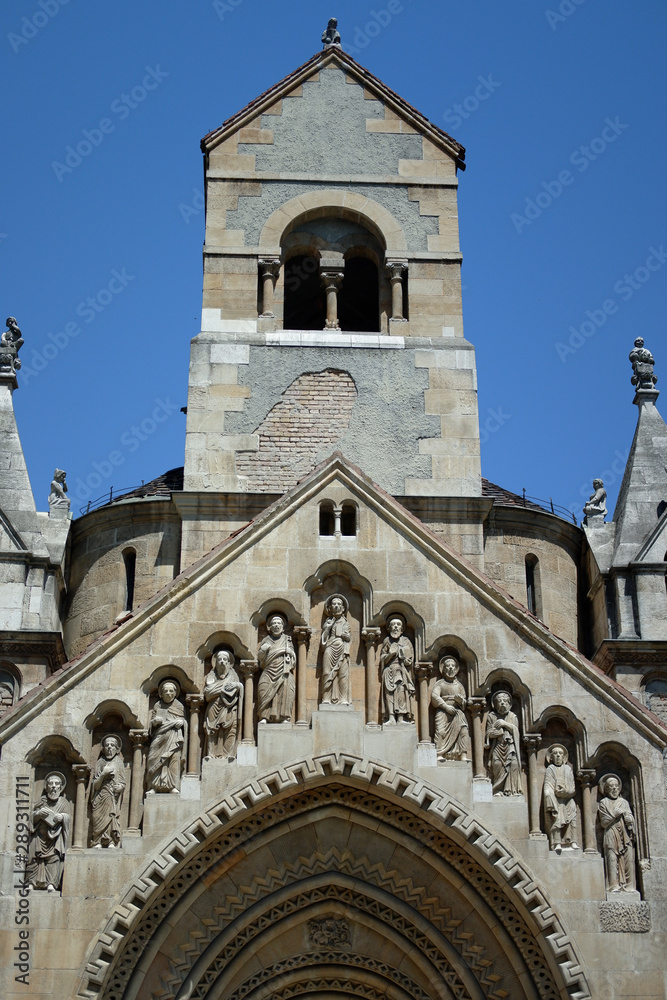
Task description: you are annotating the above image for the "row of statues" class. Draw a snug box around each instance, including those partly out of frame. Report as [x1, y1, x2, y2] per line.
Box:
[24, 755, 639, 896]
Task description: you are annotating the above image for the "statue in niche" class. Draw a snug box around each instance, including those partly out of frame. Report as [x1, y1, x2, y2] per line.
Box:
[431, 655, 469, 761]
[379, 615, 415, 725]
[598, 774, 637, 893]
[485, 690, 522, 796]
[629, 336, 657, 390]
[90, 734, 126, 849]
[27, 771, 70, 892]
[204, 649, 244, 757]
[321, 595, 351, 705]
[48, 468, 71, 511]
[582, 479, 607, 522]
[321, 17, 341, 47]
[257, 613, 296, 724]
[147, 679, 187, 793]
[543, 744, 578, 852]
[0, 316, 23, 375]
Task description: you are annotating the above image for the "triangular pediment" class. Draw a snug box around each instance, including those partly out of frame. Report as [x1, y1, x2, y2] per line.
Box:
[201, 47, 465, 169]
[1, 453, 665, 749]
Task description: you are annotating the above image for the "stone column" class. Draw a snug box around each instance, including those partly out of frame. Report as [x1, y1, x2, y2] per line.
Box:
[361, 627, 382, 726]
[293, 627, 312, 726]
[71, 764, 90, 850]
[578, 768, 598, 854]
[321, 271, 343, 330]
[259, 258, 280, 317]
[524, 734, 543, 837]
[386, 260, 408, 320]
[333, 505, 342, 537]
[186, 695, 204, 776]
[127, 730, 147, 834]
[415, 663, 432, 744]
[469, 698, 487, 779]
[239, 660, 258, 744]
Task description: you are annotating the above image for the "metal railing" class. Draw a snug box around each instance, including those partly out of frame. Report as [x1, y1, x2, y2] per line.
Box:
[517, 489, 578, 525]
[78, 484, 146, 516]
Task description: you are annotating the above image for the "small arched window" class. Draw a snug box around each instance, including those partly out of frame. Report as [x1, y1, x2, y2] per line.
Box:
[319, 503, 335, 536]
[284, 254, 325, 330]
[123, 549, 136, 612]
[341, 503, 357, 537]
[525, 554, 542, 618]
[0, 664, 18, 715]
[338, 257, 379, 332]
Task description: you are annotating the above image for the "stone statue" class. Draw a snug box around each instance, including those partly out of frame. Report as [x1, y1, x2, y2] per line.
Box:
[257, 613, 296, 724]
[204, 648, 244, 757]
[582, 479, 607, 523]
[629, 337, 657, 390]
[379, 616, 415, 724]
[431, 654, 469, 761]
[321, 594, 351, 705]
[147, 679, 187, 792]
[322, 17, 341, 47]
[598, 774, 637, 893]
[90, 734, 126, 848]
[48, 469, 71, 511]
[543, 744, 578, 852]
[485, 690, 522, 796]
[27, 772, 70, 891]
[0, 316, 23, 375]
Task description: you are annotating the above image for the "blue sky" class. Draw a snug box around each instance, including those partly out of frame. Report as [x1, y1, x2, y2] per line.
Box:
[2, 0, 666, 519]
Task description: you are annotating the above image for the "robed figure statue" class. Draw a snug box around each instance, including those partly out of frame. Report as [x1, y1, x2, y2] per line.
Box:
[257, 614, 296, 724]
[147, 679, 187, 792]
[90, 734, 126, 848]
[27, 772, 70, 892]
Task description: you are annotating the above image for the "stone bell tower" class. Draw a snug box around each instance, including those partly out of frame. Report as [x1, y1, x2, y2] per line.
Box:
[183, 43, 480, 503]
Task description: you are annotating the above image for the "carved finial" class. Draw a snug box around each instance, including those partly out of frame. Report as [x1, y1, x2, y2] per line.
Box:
[322, 17, 341, 48]
[0, 317, 24, 378]
[629, 337, 658, 391]
[582, 478, 607, 526]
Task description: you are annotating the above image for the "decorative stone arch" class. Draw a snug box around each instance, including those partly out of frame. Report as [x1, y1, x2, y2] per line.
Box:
[532, 704, 589, 767]
[477, 667, 534, 732]
[76, 752, 591, 1000]
[374, 599, 426, 660]
[424, 634, 479, 691]
[304, 558, 373, 625]
[258, 190, 408, 256]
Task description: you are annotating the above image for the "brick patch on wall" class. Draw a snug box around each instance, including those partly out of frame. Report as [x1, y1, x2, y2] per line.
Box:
[236, 369, 357, 491]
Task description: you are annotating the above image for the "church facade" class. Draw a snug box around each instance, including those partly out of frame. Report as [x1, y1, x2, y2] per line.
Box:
[1, 35, 666, 1000]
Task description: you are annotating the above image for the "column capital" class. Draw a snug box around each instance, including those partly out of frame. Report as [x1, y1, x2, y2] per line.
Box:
[468, 696, 487, 716]
[293, 626, 312, 645]
[523, 733, 542, 752]
[415, 661, 432, 681]
[577, 768, 597, 786]
[186, 693, 204, 710]
[320, 269, 344, 289]
[386, 259, 408, 281]
[129, 728, 148, 747]
[72, 763, 90, 782]
[361, 626, 382, 647]
[258, 257, 280, 277]
[239, 659, 259, 678]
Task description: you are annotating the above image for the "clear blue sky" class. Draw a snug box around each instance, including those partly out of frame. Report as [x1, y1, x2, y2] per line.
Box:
[2, 0, 666, 518]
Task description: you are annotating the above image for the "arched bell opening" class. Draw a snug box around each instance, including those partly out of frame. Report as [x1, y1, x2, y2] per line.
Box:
[81, 754, 591, 1000]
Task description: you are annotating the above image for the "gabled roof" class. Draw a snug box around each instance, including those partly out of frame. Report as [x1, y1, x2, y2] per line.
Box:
[1, 452, 664, 748]
[201, 47, 466, 169]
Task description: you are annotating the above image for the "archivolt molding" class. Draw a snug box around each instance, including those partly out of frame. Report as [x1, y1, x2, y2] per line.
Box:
[77, 752, 591, 1000]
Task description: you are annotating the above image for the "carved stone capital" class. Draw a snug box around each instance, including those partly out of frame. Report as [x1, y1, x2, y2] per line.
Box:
[361, 627, 382, 648]
[320, 270, 344, 291]
[129, 728, 148, 747]
[468, 696, 487, 716]
[186, 694, 204, 712]
[259, 257, 280, 279]
[523, 733, 542, 753]
[577, 768, 597, 787]
[239, 659, 259, 678]
[415, 662, 432, 681]
[386, 260, 408, 282]
[72, 764, 90, 783]
[293, 626, 312, 647]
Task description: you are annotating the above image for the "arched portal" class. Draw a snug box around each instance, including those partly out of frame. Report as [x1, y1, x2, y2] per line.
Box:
[77, 753, 590, 1000]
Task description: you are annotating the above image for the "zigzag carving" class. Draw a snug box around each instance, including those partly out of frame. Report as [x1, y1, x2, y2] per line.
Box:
[75, 752, 591, 1000]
